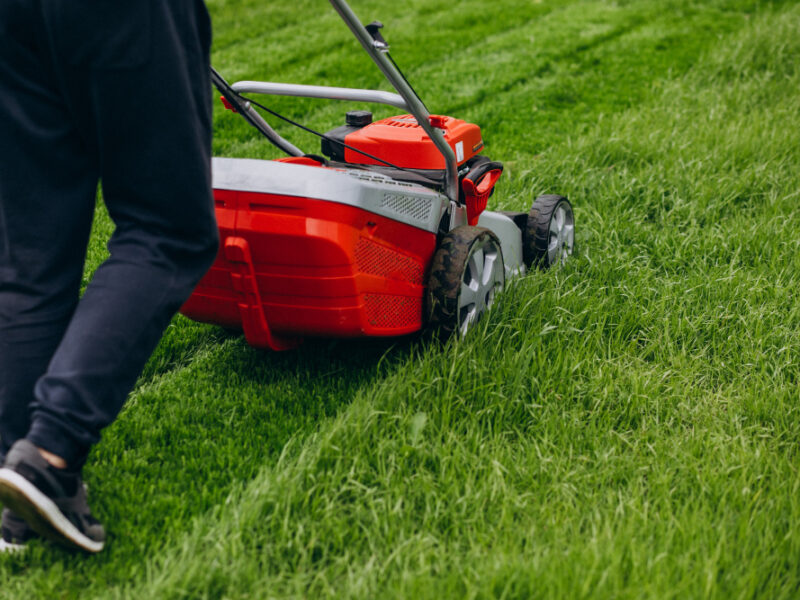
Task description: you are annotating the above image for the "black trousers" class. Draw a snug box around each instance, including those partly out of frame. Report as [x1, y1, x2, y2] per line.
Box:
[0, 0, 219, 467]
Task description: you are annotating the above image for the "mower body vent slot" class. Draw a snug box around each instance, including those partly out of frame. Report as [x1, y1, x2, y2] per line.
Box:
[380, 193, 434, 223]
[355, 237, 424, 285]
[385, 116, 420, 129]
[363, 293, 421, 329]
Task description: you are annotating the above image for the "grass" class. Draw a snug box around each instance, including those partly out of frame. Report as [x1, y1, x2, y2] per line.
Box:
[2, 0, 800, 597]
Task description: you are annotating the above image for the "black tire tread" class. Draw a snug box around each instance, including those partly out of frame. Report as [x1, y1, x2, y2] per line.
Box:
[426, 226, 501, 337]
[523, 194, 572, 269]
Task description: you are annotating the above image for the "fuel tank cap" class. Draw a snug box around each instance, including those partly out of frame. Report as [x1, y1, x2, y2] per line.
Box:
[346, 110, 373, 127]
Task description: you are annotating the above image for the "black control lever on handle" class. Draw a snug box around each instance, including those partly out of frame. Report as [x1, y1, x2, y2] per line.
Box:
[464, 160, 504, 187]
[366, 21, 389, 49]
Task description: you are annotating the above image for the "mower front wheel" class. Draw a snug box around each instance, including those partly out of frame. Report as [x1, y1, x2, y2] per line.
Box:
[523, 194, 575, 269]
[427, 226, 505, 337]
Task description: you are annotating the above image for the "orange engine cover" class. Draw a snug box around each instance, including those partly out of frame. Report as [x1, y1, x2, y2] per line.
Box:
[343, 114, 484, 169]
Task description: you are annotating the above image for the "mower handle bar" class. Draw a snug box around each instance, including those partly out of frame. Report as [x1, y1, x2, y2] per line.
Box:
[230, 82, 410, 112]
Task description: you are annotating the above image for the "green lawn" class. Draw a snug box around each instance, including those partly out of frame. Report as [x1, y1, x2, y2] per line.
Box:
[2, 0, 799, 598]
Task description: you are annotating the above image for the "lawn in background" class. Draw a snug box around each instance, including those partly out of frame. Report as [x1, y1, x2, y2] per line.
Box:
[1, 0, 799, 598]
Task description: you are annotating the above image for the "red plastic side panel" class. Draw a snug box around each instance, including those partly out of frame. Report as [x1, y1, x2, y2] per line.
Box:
[182, 187, 437, 341]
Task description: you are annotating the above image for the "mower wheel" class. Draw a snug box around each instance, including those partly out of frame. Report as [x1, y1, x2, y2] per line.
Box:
[427, 226, 505, 337]
[523, 194, 574, 269]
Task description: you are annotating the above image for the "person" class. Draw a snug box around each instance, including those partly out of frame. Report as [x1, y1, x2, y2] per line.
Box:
[0, 0, 219, 553]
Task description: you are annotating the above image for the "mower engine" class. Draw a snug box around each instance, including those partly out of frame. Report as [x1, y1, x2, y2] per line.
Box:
[321, 111, 483, 169]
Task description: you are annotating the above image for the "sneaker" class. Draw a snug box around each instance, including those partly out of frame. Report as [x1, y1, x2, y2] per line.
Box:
[0, 508, 38, 553]
[0, 440, 105, 553]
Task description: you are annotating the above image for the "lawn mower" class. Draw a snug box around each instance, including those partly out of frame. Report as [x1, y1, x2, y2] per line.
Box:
[180, 0, 575, 350]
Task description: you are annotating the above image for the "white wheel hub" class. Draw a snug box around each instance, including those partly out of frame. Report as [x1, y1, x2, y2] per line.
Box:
[547, 202, 575, 266]
[458, 238, 504, 336]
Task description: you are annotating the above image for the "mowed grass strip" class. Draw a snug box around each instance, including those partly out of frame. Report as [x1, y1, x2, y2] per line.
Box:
[108, 3, 798, 599]
[1, 0, 797, 598]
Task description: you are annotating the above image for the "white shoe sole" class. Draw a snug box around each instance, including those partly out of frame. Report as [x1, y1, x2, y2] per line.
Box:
[0, 538, 27, 554]
[0, 468, 103, 553]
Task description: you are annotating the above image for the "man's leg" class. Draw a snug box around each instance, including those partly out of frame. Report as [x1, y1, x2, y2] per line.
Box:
[0, 0, 101, 552]
[0, 0, 99, 463]
[26, 0, 219, 469]
[0, 0, 218, 552]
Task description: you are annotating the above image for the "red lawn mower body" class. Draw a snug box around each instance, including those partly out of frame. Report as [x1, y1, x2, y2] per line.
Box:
[179, 0, 572, 349]
[181, 115, 492, 349]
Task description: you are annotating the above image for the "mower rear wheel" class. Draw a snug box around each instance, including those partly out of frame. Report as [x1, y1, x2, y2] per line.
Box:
[523, 194, 574, 269]
[427, 226, 505, 337]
